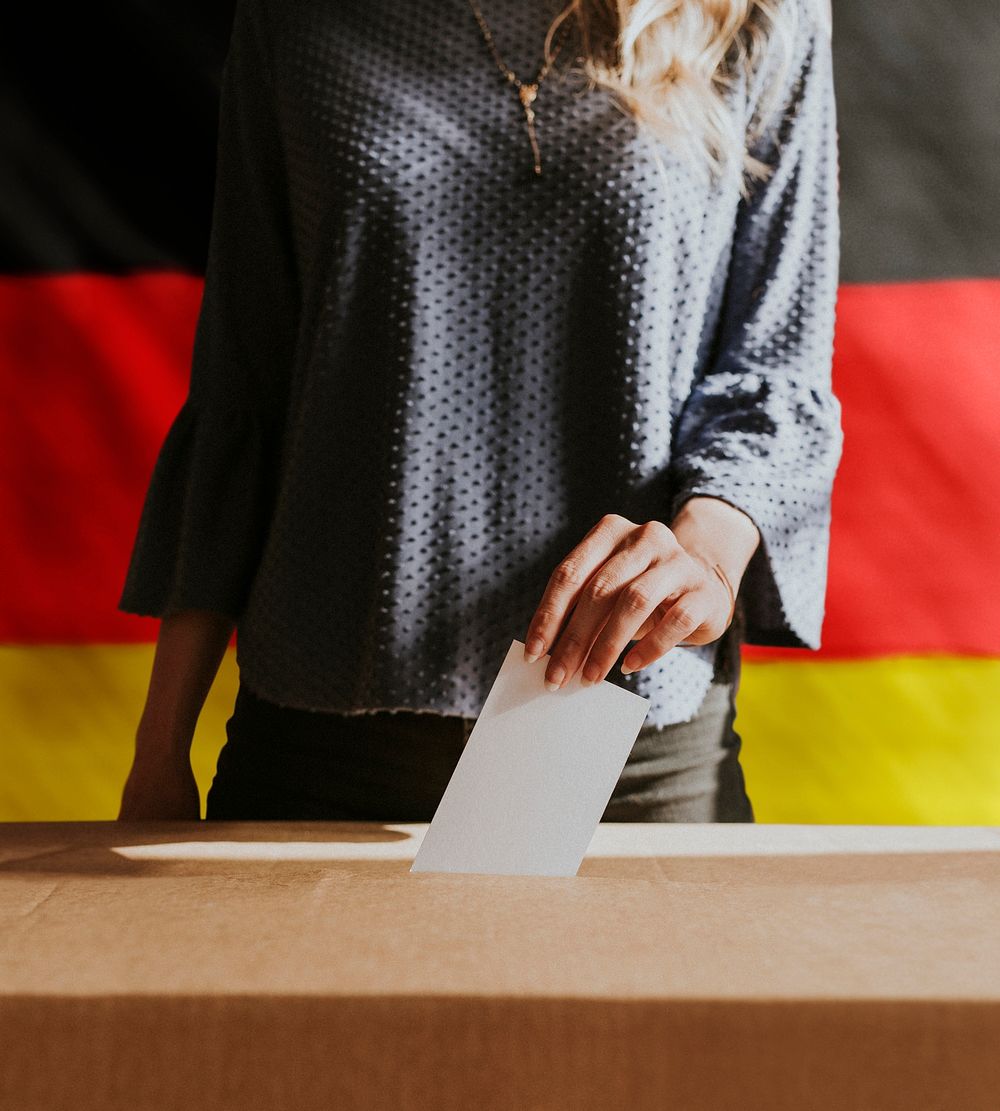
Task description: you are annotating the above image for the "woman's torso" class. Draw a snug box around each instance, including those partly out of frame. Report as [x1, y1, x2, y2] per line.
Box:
[235, 0, 751, 726]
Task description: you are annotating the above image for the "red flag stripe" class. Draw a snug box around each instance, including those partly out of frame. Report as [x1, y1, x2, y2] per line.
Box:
[2, 273, 999, 655]
[748, 277, 1000, 661]
[1, 272, 197, 642]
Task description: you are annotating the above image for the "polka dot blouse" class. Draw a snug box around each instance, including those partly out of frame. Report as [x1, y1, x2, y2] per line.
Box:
[118, 0, 844, 727]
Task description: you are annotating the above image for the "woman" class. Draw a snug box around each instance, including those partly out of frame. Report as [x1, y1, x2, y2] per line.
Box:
[117, 0, 842, 823]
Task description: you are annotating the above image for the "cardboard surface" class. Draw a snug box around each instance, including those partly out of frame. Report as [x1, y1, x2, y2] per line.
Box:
[2, 821, 1000, 1110]
[412, 638, 651, 876]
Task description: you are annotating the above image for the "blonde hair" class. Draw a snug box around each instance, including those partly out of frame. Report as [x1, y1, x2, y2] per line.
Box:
[542, 0, 815, 198]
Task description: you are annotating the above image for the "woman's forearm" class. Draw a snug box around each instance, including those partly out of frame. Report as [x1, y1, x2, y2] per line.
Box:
[668, 495, 761, 598]
[133, 609, 236, 760]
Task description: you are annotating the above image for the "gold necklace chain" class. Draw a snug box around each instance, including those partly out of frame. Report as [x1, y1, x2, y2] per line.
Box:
[466, 0, 572, 175]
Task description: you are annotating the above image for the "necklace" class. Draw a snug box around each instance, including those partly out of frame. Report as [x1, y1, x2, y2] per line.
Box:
[466, 0, 572, 175]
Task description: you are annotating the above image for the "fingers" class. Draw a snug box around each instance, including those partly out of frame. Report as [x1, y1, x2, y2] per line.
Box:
[542, 555, 675, 693]
[523, 516, 732, 691]
[539, 520, 684, 689]
[620, 587, 717, 674]
[586, 565, 710, 684]
[629, 607, 662, 643]
[523, 514, 632, 664]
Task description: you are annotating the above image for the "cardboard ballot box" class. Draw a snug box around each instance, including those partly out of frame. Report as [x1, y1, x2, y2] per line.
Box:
[2, 821, 999, 1111]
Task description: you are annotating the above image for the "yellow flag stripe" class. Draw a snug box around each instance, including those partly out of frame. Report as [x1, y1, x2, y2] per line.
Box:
[737, 655, 1000, 824]
[2, 645, 998, 823]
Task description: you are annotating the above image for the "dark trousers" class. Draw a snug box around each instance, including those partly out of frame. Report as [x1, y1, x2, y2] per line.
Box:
[205, 613, 755, 824]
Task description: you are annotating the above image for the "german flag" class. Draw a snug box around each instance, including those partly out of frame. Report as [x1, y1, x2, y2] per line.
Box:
[2, 2, 998, 820]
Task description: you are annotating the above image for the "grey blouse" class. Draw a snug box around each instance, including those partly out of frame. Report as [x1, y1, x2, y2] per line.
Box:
[118, 0, 843, 727]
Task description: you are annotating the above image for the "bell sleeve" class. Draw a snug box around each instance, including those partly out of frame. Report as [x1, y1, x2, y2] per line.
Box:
[666, 0, 844, 649]
[118, 0, 300, 621]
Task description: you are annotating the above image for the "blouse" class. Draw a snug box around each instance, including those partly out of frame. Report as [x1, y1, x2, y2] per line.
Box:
[117, 0, 843, 727]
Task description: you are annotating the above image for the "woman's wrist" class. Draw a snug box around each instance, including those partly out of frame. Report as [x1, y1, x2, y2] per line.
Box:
[668, 495, 760, 598]
[130, 609, 235, 763]
[133, 713, 195, 762]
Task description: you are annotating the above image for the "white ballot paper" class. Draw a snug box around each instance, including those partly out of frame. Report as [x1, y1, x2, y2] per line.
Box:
[411, 638, 651, 877]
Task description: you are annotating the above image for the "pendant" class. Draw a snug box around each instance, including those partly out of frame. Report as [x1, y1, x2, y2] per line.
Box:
[518, 84, 542, 174]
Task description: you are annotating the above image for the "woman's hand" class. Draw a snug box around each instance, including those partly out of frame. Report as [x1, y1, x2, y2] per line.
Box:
[118, 751, 201, 821]
[523, 504, 758, 690]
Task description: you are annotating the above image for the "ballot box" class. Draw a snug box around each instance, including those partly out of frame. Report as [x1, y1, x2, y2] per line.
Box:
[2, 821, 999, 1110]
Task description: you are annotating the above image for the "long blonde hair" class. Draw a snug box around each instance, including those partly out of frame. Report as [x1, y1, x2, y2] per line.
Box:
[542, 0, 814, 198]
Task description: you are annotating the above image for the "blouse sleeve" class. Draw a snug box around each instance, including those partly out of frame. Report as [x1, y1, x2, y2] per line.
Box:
[118, 0, 300, 621]
[666, 0, 843, 649]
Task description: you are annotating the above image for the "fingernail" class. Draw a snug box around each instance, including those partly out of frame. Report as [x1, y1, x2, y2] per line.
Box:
[545, 665, 565, 691]
[524, 637, 544, 663]
[621, 653, 641, 675]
